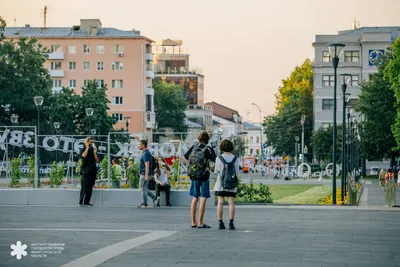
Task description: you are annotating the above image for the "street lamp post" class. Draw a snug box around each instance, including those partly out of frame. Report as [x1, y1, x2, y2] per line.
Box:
[327, 43, 345, 205]
[85, 108, 94, 135]
[11, 115, 18, 158]
[34, 96, 44, 188]
[251, 103, 263, 163]
[295, 136, 299, 168]
[54, 122, 60, 162]
[124, 116, 131, 132]
[339, 74, 352, 202]
[301, 115, 306, 165]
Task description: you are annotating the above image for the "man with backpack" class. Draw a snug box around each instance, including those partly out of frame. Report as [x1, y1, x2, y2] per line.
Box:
[213, 139, 239, 230]
[137, 140, 157, 209]
[184, 131, 216, 228]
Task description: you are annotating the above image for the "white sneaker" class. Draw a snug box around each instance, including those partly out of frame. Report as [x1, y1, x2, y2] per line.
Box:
[154, 197, 160, 207]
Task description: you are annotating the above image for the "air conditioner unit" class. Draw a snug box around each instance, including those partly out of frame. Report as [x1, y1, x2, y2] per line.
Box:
[118, 53, 124, 57]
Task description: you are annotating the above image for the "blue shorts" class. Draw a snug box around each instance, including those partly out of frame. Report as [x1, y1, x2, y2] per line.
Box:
[189, 180, 210, 198]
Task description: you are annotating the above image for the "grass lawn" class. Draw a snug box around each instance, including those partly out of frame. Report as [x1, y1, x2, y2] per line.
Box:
[235, 184, 331, 204]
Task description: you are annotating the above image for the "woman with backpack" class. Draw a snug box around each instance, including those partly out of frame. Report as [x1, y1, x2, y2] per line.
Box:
[214, 139, 239, 230]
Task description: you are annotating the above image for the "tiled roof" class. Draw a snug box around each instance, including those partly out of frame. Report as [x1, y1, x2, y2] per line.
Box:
[185, 119, 203, 128]
[205, 102, 240, 122]
[4, 27, 143, 38]
[242, 122, 261, 130]
[338, 27, 400, 38]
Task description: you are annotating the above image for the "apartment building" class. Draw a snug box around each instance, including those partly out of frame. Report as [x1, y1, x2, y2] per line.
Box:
[312, 26, 400, 130]
[4, 19, 155, 133]
[153, 39, 213, 132]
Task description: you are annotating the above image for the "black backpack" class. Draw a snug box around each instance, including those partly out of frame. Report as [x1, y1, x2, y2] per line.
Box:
[151, 155, 158, 175]
[219, 155, 238, 189]
[188, 144, 208, 180]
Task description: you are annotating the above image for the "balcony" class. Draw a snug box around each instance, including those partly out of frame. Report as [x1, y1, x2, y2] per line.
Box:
[145, 87, 154, 95]
[49, 69, 64, 77]
[48, 52, 64, 60]
[146, 112, 155, 128]
[145, 70, 154, 79]
[145, 53, 154, 61]
[52, 87, 62, 93]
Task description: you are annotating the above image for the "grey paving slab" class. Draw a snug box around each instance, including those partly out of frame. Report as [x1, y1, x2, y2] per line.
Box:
[0, 204, 399, 266]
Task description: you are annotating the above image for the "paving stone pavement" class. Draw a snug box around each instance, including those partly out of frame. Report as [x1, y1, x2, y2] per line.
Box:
[1, 203, 400, 267]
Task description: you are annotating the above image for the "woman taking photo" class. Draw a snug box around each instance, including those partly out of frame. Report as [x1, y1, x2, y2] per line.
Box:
[154, 156, 172, 207]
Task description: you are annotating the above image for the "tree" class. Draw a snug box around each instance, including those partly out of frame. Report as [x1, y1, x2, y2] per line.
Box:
[0, 36, 52, 126]
[384, 38, 400, 149]
[264, 59, 313, 156]
[153, 81, 189, 136]
[0, 16, 5, 40]
[233, 137, 247, 157]
[310, 125, 342, 163]
[358, 51, 396, 159]
[76, 80, 114, 135]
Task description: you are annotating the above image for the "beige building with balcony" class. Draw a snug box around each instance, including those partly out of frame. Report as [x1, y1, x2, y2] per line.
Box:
[4, 19, 156, 133]
[312, 26, 400, 131]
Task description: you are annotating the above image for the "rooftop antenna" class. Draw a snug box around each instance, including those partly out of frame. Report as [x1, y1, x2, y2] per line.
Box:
[353, 19, 360, 30]
[14, 18, 16, 27]
[44, 6, 47, 28]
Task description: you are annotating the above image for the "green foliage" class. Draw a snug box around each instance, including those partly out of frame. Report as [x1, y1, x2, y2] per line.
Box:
[10, 154, 22, 188]
[0, 16, 5, 40]
[236, 178, 273, 203]
[358, 51, 397, 159]
[76, 159, 82, 175]
[127, 160, 139, 188]
[76, 80, 114, 135]
[384, 38, 400, 149]
[232, 137, 247, 157]
[153, 81, 189, 137]
[100, 157, 108, 180]
[0, 36, 52, 125]
[27, 156, 35, 187]
[49, 162, 64, 188]
[310, 125, 343, 163]
[171, 158, 180, 182]
[264, 59, 313, 156]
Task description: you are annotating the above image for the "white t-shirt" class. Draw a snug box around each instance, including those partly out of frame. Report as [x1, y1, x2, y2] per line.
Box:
[156, 168, 169, 184]
[213, 154, 240, 192]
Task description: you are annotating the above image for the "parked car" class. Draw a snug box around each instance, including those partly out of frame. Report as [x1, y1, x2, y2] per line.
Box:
[369, 166, 380, 176]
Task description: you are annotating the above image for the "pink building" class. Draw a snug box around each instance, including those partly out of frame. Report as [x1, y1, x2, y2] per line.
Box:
[4, 19, 155, 133]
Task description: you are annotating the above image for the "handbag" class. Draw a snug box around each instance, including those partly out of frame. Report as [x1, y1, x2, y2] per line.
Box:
[148, 178, 156, 190]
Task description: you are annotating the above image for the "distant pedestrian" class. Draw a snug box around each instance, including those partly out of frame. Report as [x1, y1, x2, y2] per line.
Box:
[111, 158, 122, 188]
[214, 139, 238, 230]
[79, 137, 99, 206]
[137, 140, 157, 209]
[385, 168, 396, 207]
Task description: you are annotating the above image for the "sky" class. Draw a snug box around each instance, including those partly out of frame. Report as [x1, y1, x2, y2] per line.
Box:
[2, 0, 400, 122]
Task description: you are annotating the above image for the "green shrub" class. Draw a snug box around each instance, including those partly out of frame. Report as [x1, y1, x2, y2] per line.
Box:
[10, 154, 22, 188]
[236, 178, 273, 203]
[27, 156, 35, 187]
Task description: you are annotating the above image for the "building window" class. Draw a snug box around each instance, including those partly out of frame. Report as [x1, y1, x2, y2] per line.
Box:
[50, 45, 61, 53]
[83, 62, 90, 71]
[69, 62, 76, 70]
[83, 45, 90, 54]
[351, 75, 359, 87]
[322, 51, 332, 62]
[112, 96, 123, 105]
[256, 137, 260, 143]
[96, 80, 104, 88]
[69, 80, 76, 88]
[112, 45, 124, 53]
[97, 45, 104, 54]
[83, 80, 89, 87]
[112, 113, 123, 122]
[250, 137, 253, 143]
[50, 62, 62, 70]
[68, 45, 76, 54]
[322, 123, 332, 129]
[53, 79, 62, 87]
[111, 62, 123, 70]
[112, 80, 123, 88]
[146, 95, 152, 111]
[344, 51, 359, 62]
[250, 148, 253, 155]
[322, 99, 334, 110]
[97, 62, 104, 70]
[322, 75, 334, 87]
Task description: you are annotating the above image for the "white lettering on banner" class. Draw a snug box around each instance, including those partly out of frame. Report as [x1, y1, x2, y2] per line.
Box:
[9, 131, 23, 147]
[73, 139, 85, 155]
[23, 132, 35, 148]
[42, 136, 59, 151]
[159, 142, 176, 158]
[59, 137, 75, 153]
[0, 130, 10, 150]
[176, 142, 188, 157]
[147, 143, 159, 157]
[114, 142, 127, 157]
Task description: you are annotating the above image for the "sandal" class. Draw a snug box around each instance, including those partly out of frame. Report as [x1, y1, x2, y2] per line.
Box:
[191, 225, 197, 228]
[197, 224, 211, 228]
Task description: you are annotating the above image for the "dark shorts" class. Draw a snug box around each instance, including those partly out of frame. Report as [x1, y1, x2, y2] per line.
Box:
[215, 191, 236, 198]
[189, 180, 210, 198]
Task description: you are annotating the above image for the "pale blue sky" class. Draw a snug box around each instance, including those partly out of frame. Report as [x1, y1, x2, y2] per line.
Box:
[2, 0, 400, 122]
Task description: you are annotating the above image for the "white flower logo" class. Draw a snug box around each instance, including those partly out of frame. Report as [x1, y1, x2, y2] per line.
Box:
[10, 241, 27, 260]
